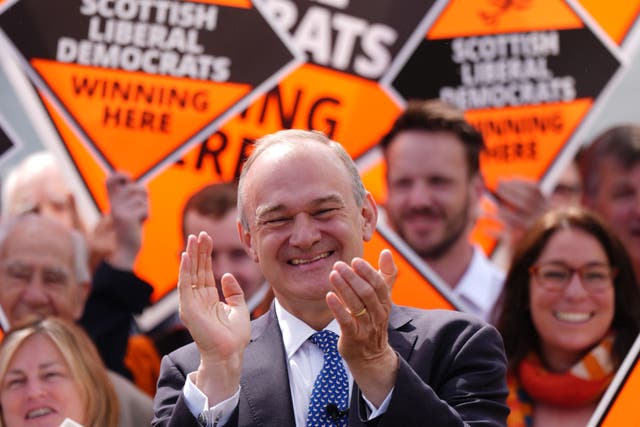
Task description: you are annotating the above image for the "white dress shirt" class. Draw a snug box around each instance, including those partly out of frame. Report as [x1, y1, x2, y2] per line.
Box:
[453, 246, 505, 322]
[182, 299, 391, 426]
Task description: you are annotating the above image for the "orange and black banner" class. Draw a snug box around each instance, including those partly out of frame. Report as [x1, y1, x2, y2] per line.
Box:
[0, 0, 302, 208]
[368, 0, 624, 255]
[391, 0, 619, 193]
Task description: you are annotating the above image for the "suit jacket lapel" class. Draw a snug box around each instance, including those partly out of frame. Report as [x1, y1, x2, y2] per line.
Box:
[348, 305, 418, 423]
[387, 305, 418, 361]
[239, 308, 296, 427]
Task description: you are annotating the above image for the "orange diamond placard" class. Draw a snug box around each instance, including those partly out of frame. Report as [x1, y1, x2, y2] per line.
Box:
[32, 61, 251, 178]
[0, 0, 301, 201]
[383, 0, 620, 255]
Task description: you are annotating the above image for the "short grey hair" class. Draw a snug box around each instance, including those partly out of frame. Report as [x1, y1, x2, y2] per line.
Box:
[1, 151, 68, 218]
[579, 124, 640, 198]
[237, 129, 366, 230]
[0, 214, 91, 284]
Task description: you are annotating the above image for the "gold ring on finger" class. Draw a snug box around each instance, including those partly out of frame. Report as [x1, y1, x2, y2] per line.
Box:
[350, 307, 367, 317]
[191, 284, 198, 290]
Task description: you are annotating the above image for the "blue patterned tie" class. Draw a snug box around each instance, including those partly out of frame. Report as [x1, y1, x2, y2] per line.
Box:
[306, 330, 349, 427]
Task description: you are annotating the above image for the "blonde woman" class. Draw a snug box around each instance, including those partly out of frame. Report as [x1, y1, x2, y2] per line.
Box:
[0, 317, 118, 427]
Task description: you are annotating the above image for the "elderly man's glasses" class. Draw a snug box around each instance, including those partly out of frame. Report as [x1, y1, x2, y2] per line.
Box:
[529, 263, 617, 293]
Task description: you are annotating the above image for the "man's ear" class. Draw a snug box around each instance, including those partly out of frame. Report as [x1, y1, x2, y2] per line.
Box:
[238, 221, 258, 263]
[361, 193, 378, 242]
[470, 173, 485, 208]
[73, 280, 91, 321]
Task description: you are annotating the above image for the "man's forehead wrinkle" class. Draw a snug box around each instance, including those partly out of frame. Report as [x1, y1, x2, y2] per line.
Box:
[256, 203, 286, 219]
[4, 259, 70, 274]
[6, 217, 73, 244]
[312, 194, 346, 206]
[44, 264, 71, 275]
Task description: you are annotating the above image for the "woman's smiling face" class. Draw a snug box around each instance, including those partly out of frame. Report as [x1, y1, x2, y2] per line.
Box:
[529, 228, 615, 371]
[0, 333, 85, 427]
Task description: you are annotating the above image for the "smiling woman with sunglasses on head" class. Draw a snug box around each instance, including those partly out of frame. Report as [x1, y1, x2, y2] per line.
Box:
[494, 205, 640, 427]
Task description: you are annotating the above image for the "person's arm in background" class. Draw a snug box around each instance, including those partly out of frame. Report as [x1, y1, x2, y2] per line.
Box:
[80, 172, 154, 379]
[495, 177, 549, 247]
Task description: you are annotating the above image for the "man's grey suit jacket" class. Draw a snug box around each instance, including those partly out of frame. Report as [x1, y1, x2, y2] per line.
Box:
[152, 305, 509, 426]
